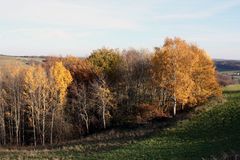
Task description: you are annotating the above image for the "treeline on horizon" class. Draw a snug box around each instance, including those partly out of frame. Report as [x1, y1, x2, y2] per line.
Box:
[0, 38, 221, 146]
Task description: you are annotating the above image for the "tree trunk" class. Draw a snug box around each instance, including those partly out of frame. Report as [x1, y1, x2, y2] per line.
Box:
[31, 106, 36, 147]
[50, 110, 55, 145]
[9, 119, 12, 144]
[42, 93, 46, 146]
[173, 95, 177, 117]
[83, 110, 89, 134]
[102, 105, 106, 129]
[0, 118, 6, 145]
[0, 105, 6, 145]
[42, 110, 45, 146]
[82, 115, 89, 134]
[85, 120, 89, 134]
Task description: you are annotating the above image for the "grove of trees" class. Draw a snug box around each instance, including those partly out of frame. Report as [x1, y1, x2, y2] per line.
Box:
[0, 38, 221, 146]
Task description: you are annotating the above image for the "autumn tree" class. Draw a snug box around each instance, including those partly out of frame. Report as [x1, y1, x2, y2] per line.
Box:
[0, 71, 6, 145]
[122, 49, 153, 105]
[63, 57, 99, 134]
[49, 61, 72, 144]
[23, 65, 50, 146]
[189, 45, 222, 105]
[91, 80, 114, 129]
[109, 49, 159, 124]
[0, 65, 26, 145]
[152, 38, 221, 116]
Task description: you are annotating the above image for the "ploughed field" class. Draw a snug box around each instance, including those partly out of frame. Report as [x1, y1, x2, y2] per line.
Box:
[0, 85, 240, 159]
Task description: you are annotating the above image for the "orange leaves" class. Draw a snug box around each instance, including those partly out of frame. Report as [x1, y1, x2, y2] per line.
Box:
[152, 38, 194, 105]
[62, 56, 98, 83]
[190, 46, 222, 104]
[152, 37, 221, 107]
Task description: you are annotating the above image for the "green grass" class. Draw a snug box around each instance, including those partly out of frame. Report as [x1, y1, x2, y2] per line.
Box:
[1, 88, 240, 159]
[223, 84, 240, 92]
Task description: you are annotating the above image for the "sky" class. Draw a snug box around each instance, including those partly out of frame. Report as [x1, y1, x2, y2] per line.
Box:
[0, 0, 240, 59]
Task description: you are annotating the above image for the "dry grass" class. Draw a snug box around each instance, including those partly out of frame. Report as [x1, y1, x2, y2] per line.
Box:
[0, 55, 44, 68]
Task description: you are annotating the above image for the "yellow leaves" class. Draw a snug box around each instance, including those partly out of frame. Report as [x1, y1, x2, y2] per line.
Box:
[152, 37, 221, 107]
[24, 65, 49, 94]
[24, 66, 36, 93]
[23, 61, 73, 108]
[191, 46, 222, 104]
[152, 38, 195, 103]
[50, 62, 73, 105]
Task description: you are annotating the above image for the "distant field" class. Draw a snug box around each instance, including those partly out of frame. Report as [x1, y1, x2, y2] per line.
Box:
[223, 84, 240, 92]
[0, 55, 44, 68]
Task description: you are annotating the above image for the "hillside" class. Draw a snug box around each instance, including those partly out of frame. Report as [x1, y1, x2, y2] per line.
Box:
[0, 86, 239, 159]
[0, 55, 45, 68]
[214, 59, 240, 72]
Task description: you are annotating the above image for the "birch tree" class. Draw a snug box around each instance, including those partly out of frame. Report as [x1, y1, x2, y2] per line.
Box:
[23, 65, 50, 146]
[0, 71, 6, 145]
[152, 38, 221, 115]
[92, 81, 114, 129]
[49, 61, 72, 144]
[152, 38, 197, 116]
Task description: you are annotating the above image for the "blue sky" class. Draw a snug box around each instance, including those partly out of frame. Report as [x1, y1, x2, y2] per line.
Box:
[0, 0, 240, 59]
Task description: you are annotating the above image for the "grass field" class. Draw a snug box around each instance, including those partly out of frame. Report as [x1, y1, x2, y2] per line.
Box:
[223, 84, 240, 92]
[0, 55, 44, 68]
[0, 86, 240, 159]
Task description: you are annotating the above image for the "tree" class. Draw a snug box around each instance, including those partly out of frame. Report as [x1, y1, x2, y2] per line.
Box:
[0, 71, 6, 145]
[91, 80, 114, 129]
[152, 38, 221, 116]
[122, 49, 153, 105]
[1, 65, 26, 145]
[217, 73, 235, 86]
[49, 61, 72, 144]
[23, 65, 50, 146]
[190, 45, 222, 105]
[63, 57, 99, 135]
[88, 48, 122, 84]
[63, 56, 116, 134]
[152, 38, 196, 116]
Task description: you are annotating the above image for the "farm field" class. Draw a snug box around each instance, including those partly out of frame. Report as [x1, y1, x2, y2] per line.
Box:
[0, 55, 44, 68]
[223, 84, 240, 92]
[0, 85, 239, 160]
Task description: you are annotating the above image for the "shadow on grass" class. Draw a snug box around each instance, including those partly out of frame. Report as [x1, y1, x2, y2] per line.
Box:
[223, 90, 240, 94]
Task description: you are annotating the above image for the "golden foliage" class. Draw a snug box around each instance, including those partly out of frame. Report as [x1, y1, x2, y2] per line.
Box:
[152, 38, 221, 107]
[50, 61, 73, 105]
